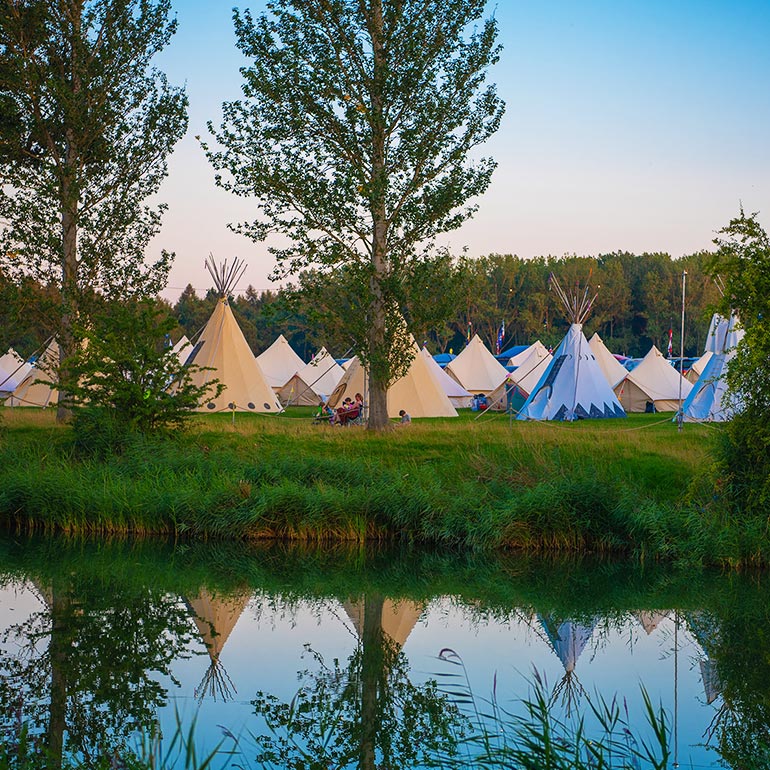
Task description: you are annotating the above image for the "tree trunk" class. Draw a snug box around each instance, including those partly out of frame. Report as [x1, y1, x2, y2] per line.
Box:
[366, 0, 390, 431]
[359, 595, 385, 770]
[56, 4, 83, 423]
[48, 581, 73, 770]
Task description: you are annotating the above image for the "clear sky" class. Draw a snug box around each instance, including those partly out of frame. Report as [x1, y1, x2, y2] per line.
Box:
[151, 0, 770, 301]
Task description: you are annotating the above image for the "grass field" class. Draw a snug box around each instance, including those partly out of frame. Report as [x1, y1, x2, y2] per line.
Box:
[0, 406, 754, 565]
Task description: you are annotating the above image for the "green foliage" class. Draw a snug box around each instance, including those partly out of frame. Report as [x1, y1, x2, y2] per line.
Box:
[708, 210, 770, 519]
[62, 300, 221, 448]
[0, 0, 188, 391]
[206, 0, 504, 425]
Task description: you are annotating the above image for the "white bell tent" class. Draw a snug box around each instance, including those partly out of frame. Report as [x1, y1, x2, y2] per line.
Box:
[256, 334, 305, 392]
[278, 347, 345, 406]
[588, 333, 628, 389]
[616, 345, 692, 413]
[444, 334, 508, 395]
[0, 348, 32, 395]
[7, 339, 59, 407]
[518, 278, 626, 421]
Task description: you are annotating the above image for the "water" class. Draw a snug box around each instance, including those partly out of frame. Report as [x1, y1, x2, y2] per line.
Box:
[0, 535, 768, 768]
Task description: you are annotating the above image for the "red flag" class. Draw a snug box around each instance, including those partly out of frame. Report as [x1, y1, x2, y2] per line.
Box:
[667, 328, 673, 357]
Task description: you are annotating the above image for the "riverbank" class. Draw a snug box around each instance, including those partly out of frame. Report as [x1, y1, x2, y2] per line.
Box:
[0, 407, 757, 566]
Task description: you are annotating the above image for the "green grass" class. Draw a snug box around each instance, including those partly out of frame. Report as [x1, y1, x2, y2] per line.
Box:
[0, 406, 754, 564]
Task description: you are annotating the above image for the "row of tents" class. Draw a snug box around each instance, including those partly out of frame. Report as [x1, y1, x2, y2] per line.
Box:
[0, 273, 744, 422]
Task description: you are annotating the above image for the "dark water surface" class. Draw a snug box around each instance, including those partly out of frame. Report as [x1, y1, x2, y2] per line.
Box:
[0, 535, 768, 768]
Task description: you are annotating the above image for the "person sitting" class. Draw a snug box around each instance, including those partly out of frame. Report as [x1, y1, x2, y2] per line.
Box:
[398, 409, 411, 425]
[314, 401, 333, 423]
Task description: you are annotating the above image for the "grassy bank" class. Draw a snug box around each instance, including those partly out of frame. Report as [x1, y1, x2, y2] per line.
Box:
[0, 406, 753, 564]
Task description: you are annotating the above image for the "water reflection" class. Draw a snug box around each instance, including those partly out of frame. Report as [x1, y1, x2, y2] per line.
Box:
[0, 537, 768, 768]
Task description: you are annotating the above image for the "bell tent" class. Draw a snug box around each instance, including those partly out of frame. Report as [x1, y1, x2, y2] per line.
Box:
[0, 348, 32, 395]
[615, 345, 691, 413]
[278, 347, 345, 406]
[444, 334, 508, 396]
[588, 333, 628, 389]
[517, 278, 626, 421]
[7, 339, 59, 408]
[183, 258, 282, 413]
[256, 334, 305, 392]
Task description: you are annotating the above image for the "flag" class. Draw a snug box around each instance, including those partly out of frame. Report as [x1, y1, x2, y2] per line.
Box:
[466, 320, 472, 343]
[667, 328, 673, 357]
[496, 320, 505, 355]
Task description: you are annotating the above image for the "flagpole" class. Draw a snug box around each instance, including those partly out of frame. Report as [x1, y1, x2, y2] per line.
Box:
[677, 270, 687, 432]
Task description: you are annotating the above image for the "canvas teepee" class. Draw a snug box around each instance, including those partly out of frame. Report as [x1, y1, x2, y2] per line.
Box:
[7, 339, 59, 407]
[683, 312, 743, 422]
[278, 347, 345, 406]
[420, 346, 473, 408]
[588, 333, 628, 389]
[185, 587, 251, 702]
[518, 278, 626, 421]
[256, 334, 305, 392]
[172, 335, 192, 368]
[183, 258, 282, 413]
[328, 344, 457, 418]
[615, 345, 692, 413]
[343, 598, 425, 649]
[444, 334, 508, 396]
[487, 341, 552, 412]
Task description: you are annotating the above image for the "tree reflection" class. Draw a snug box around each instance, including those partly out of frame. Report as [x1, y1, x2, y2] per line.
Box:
[0, 573, 196, 768]
[252, 593, 464, 769]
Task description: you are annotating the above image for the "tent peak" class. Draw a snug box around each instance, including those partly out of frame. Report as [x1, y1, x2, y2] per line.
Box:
[205, 255, 247, 299]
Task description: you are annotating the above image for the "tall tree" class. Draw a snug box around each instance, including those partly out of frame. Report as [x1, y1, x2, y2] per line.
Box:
[206, 0, 504, 429]
[0, 0, 188, 418]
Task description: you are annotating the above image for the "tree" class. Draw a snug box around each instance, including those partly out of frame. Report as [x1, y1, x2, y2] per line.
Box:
[206, 0, 504, 429]
[0, 0, 188, 419]
[708, 209, 770, 517]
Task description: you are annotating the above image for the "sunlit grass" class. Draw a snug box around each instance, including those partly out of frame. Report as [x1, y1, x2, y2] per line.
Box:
[0, 406, 740, 564]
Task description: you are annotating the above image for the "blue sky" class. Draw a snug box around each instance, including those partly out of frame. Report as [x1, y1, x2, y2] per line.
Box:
[152, 1, 770, 299]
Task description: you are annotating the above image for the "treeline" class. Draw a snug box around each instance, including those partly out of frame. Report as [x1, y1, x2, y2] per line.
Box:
[1, 251, 720, 362]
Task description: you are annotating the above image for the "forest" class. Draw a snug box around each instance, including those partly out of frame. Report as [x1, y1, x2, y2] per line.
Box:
[0, 250, 720, 364]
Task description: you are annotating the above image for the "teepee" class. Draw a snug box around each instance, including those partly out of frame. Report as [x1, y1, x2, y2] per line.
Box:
[518, 278, 626, 421]
[615, 345, 691, 413]
[588, 333, 628, 389]
[0, 348, 32, 394]
[683, 312, 743, 422]
[185, 587, 251, 702]
[183, 258, 282, 413]
[444, 334, 508, 395]
[328, 344, 457, 418]
[278, 347, 345, 406]
[420, 346, 473, 408]
[538, 614, 597, 715]
[487, 342, 552, 412]
[172, 335, 192, 368]
[7, 339, 59, 407]
[256, 334, 305, 392]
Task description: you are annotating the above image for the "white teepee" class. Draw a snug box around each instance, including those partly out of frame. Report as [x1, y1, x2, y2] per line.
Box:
[683, 312, 743, 422]
[183, 258, 282, 413]
[444, 334, 508, 395]
[420, 347, 473, 408]
[256, 334, 305, 392]
[278, 347, 345, 406]
[685, 351, 713, 384]
[7, 339, 59, 407]
[329, 344, 458, 418]
[518, 278, 626, 421]
[588, 333, 628, 389]
[615, 345, 692, 413]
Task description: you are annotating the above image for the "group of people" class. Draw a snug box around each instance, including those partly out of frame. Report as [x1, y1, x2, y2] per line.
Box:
[314, 394, 411, 426]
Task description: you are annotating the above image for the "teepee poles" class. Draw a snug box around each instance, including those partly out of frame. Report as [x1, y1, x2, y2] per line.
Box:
[205, 255, 247, 298]
[549, 274, 598, 325]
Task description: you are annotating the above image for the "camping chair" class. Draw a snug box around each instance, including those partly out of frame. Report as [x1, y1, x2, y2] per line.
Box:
[347, 404, 366, 426]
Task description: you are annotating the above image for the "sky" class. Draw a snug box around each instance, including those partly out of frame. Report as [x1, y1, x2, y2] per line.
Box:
[151, 0, 770, 301]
